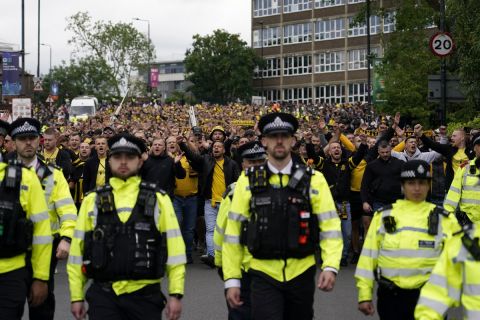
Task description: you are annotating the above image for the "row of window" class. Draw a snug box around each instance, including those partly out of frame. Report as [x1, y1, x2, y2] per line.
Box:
[254, 0, 366, 18]
[253, 13, 395, 48]
[255, 48, 378, 78]
[259, 82, 367, 103]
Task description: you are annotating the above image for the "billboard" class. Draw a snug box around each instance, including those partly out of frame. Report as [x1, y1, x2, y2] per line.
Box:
[1, 51, 22, 96]
[12, 98, 32, 121]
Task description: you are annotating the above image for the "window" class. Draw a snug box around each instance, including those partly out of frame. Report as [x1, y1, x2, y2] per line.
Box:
[255, 57, 282, 78]
[348, 16, 384, 37]
[314, 0, 344, 8]
[315, 85, 345, 103]
[283, 0, 311, 13]
[253, 26, 282, 48]
[284, 23, 312, 44]
[314, 51, 345, 73]
[315, 18, 345, 41]
[348, 82, 367, 102]
[260, 89, 281, 102]
[348, 48, 378, 70]
[347, 0, 364, 3]
[283, 55, 312, 76]
[383, 11, 396, 33]
[284, 87, 312, 103]
[254, 0, 281, 17]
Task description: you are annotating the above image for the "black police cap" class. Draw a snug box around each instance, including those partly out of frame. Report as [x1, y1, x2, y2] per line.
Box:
[258, 112, 298, 136]
[237, 141, 267, 161]
[9, 118, 41, 139]
[108, 133, 147, 156]
[400, 160, 431, 180]
[0, 120, 9, 137]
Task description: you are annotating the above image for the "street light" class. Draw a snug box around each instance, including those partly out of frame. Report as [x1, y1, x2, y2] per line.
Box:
[41, 43, 51, 74]
[132, 17, 152, 92]
[257, 21, 264, 103]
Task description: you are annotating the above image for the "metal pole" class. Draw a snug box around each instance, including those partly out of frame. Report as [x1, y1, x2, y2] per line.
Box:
[440, 0, 447, 125]
[260, 21, 264, 102]
[366, 0, 371, 105]
[49, 45, 52, 73]
[21, 0, 25, 94]
[37, 0, 40, 77]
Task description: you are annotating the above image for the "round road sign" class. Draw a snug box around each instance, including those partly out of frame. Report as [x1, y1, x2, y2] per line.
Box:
[430, 32, 455, 57]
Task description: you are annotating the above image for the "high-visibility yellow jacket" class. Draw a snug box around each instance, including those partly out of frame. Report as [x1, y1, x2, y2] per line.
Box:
[33, 161, 77, 239]
[355, 200, 458, 302]
[0, 163, 52, 281]
[444, 159, 480, 223]
[67, 175, 186, 302]
[414, 223, 480, 320]
[222, 169, 342, 285]
[213, 183, 252, 271]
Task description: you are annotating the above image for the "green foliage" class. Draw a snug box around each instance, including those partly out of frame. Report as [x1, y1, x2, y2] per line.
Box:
[66, 12, 155, 96]
[184, 29, 262, 104]
[375, 0, 439, 123]
[165, 91, 196, 105]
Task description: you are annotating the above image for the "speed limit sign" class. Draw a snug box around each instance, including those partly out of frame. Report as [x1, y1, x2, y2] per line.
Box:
[430, 32, 455, 57]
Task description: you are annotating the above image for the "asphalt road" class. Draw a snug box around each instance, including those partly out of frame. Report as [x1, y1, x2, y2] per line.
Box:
[23, 253, 462, 320]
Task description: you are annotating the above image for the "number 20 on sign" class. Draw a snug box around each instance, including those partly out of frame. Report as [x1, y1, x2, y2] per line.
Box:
[429, 32, 455, 57]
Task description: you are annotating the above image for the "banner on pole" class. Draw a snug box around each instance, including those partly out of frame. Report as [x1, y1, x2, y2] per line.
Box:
[372, 58, 386, 105]
[150, 68, 159, 88]
[1, 51, 22, 96]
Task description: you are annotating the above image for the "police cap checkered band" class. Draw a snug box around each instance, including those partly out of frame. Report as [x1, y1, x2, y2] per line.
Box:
[473, 135, 480, 146]
[9, 118, 41, 138]
[108, 133, 147, 156]
[400, 160, 431, 180]
[239, 142, 266, 160]
[258, 112, 298, 135]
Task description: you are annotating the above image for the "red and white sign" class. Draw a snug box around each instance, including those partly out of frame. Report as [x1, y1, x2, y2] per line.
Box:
[430, 32, 455, 57]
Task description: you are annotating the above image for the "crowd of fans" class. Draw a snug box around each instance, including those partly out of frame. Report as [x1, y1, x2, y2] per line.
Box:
[2, 101, 478, 267]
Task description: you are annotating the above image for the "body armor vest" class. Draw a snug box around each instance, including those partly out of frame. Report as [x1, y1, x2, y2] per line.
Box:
[242, 164, 319, 259]
[0, 161, 33, 258]
[83, 181, 167, 282]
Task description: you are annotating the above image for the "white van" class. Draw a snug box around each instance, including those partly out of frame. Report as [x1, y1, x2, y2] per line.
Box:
[69, 96, 98, 120]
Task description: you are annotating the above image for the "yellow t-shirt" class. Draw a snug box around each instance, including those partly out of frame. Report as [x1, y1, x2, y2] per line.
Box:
[174, 156, 198, 197]
[211, 158, 226, 205]
[43, 148, 59, 165]
[95, 157, 106, 188]
[452, 148, 468, 172]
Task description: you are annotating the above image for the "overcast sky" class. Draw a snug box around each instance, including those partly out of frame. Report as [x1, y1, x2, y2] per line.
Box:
[0, 0, 251, 76]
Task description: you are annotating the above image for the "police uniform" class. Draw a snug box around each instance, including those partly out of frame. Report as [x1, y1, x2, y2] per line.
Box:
[67, 134, 186, 319]
[355, 160, 459, 320]
[223, 113, 343, 320]
[214, 141, 266, 320]
[9, 117, 78, 320]
[0, 159, 52, 318]
[414, 223, 480, 319]
[444, 136, 480, 225]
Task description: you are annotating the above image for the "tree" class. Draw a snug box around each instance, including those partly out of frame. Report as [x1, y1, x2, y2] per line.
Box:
[184, 29, 262, 104]
[66, 12, 155, 96]
[37, 57, 115, 104]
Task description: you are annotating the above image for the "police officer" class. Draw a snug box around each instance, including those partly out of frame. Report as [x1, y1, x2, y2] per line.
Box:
[214, 141, 267, 320]
[355, 160, 458, 320]
[10, 117, 77, 320]
[0, 129, 52, 319]
[443, 134, 480, 225]
[414, 222, 480, 319]
[223, 113, 343, 320]
[67, 133, 186, 320]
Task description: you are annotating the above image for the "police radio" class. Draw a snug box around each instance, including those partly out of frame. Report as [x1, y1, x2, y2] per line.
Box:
[462, 233, 480, 261]
[383, 216, 396, 234]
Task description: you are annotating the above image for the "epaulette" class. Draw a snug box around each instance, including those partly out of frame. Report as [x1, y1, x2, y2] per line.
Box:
[433, 205, 450, 217]
[377, 204, 393, 212]
[223, 182, 236, 199]
[157, 188, 167, 195]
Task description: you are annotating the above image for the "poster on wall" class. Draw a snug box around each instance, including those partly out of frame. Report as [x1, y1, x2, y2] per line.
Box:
[1, 51, 22, 96]
[12, 98, 32, 121]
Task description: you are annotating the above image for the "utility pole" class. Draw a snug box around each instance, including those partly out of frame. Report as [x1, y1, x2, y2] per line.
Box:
[21, 0, 25, 94]
[37, 0, 40, 77]
[366, 0, 371, 105]
[259, 21, 264, 103]
[439, 0, 447, 125]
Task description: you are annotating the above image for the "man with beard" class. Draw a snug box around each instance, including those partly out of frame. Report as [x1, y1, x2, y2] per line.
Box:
[141, 137, 186, 197]
[70, 141, 91, 209]
[223, 113, 342, 320]
[83, 136, 111, 194]
[177, 136, 240, 268]
[10, 118, 77, 320]
[68, 133, 186, 320]
[42, 127, 72, 179]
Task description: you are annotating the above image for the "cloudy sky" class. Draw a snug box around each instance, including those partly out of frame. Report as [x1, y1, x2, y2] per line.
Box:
[0, 0, 251, 76]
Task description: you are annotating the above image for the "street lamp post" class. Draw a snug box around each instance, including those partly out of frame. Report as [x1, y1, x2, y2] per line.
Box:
[41, 43, 51, 74]
[258, 21, 264, 103]
[37, 0, 40, 77]
[366, 0, 371, 105]
[133, 17, 151, 93]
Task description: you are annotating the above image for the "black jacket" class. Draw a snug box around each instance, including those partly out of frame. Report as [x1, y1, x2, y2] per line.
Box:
[420, 135, 475, 188]
[140, 153, 186, 197]
[360, 156, 403, 205]
[83, 155, 112, 194]
[49, 148, 73, 180]
[179, 142, 240, 200]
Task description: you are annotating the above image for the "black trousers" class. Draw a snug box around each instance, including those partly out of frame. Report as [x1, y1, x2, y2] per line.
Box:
[86, 283, 167, 320]
[28, 235, 60, 320]
[0, 267, 28, 320]
[250, 266, 316, 320]
[377, 284, 421, 320]
[226, 271, 252, 320]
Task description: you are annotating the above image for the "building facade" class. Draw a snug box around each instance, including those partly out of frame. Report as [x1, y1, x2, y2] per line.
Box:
[149, 60, 192, 101]
[251, 0, 397, 104]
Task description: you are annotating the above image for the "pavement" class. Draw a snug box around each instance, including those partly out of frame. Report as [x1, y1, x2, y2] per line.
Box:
[22, 253, 462, 319]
